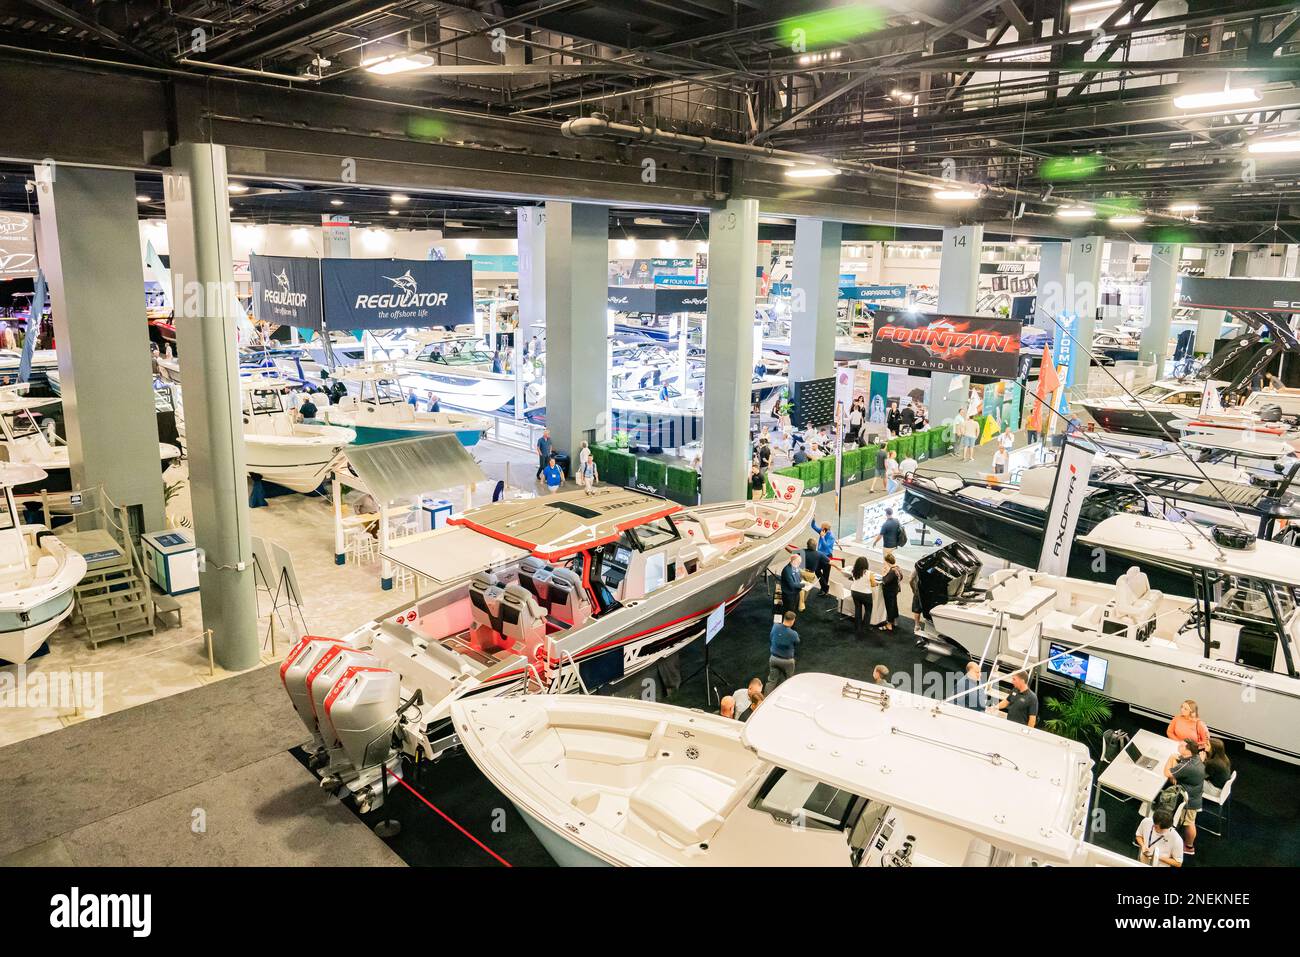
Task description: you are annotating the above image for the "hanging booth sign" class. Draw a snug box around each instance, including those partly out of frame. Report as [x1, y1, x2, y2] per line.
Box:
[871, 311, 1022, 378]
[606, 286, 708, 314]
[0, 212, 38, 279]
[607, 286, 657, 313]
[249, 253, 323, 328]
[322, 258, 472, 330]
[769, 282, 906, 301]
[1178, 276, 1300, 313]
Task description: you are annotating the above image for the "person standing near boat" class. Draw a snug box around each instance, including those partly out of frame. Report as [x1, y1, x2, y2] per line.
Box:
[779, 552, 804, 615]
[297, 394, 319, 424]
[878, 553, 901, 631]
[536, 428, 552, 481]
[767, 611, 800, 691]
[542, 455, 564, 494]
[849, 557, 874, 641]
[954, 662, 988, 712]
[998, 672, 1038, 727]
[1024, 401, 1043, 446]
[1164, 738, 1206, 857]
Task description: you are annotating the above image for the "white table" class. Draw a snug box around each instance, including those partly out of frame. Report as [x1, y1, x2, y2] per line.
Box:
[1095, 729, 1179, 805]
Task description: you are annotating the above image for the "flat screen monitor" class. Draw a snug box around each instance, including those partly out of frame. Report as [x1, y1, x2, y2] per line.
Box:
[613, 546, 632, 567]
[1046, 642, 1108, 691]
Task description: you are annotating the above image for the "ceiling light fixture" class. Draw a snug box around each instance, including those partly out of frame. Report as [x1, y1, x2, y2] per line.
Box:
[136, 195, 150, 203]
[1109, 214, 1145, 226]
[1173, 86, 1259, 110]
[227, 182, 249, 194]
[329, 199, 344, 207]
[785, 166, 840, 179]
[1056, 206, 1097, 219]
[1070, 0, 1122, 13]
[1247, 136, 1300, 154]
[1168, 201, 1200, 213]
[390, 193, 410, 204]
[362, 53, 435, 75]
[932, 188, 980, 201]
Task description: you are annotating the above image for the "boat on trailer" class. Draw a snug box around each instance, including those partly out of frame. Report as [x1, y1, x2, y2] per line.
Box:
[928, 513, 1300, 764]
[280, 486, 815, 811]
[0, 464, 87, 664]
[452, 672, 1135, 866]
[320, 361, 490, 446]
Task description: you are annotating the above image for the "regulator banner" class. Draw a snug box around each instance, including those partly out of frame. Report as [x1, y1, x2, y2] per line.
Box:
[322, 258, 473, 330]
[1037, 439, 1095, 576]
[0, 212, 38, 279]
[871, 311, 1022, 378]
[249, 253, 322, 329]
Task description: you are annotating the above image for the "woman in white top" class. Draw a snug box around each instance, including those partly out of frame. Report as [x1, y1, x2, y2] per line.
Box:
[849, 556, 874, 641]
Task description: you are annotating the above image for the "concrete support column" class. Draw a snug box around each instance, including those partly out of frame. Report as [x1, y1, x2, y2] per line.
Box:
[516, 207, 546, 346]
[1141, 243, 1183, 375]
[1066, 236, 1103, 393]
[701, 199, 759, 503]
[543, 202, 608, 464]
[1035, 242, 1066, 331]
[929, 224, 982, 426]
[1101, 240, 1131, 329]
[163, 143, 259, 671]
[788, 218, 842, 383]
[865, 242, 885, 282]
[34, 165, 165, 536]
[1285, 244, 1300, 278]
[1245, 245, 1279, 277]
[1195, 244, 1232, 353]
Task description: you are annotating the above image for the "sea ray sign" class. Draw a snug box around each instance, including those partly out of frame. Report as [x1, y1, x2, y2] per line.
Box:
[322, 258, 472, 330]
[249, 253, 322, 328]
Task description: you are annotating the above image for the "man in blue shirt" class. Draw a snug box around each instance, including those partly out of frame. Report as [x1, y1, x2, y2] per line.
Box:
[536, 428, 552, 480]
[954, 662, 988, 712]
[779, 552, 803, 615]
[768, 611, 800, 690]
[542, 455, 564, 494]
[872, 508, 903, 556]
[812, 520, 835, 557]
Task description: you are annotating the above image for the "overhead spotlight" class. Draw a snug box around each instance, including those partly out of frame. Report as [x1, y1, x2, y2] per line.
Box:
[136, 195, 150, 203]
[1173, 86, 1258, 110]
[227, 182, 249, 194]
[1247, 136, 1300, 154]
[362, 53, 434, 75]
[329, 199, 344, 207]
[388, 209, 399, 216]
[390, 193, 410, 204]
[1109, 214, 1145, 226]
[311, 55, 332, 69]
[1056, 206, 1096, 219]
[1168, 201, 1200, 213]
[785, 166, 839, 179]
[1070, 0, 1122, 12]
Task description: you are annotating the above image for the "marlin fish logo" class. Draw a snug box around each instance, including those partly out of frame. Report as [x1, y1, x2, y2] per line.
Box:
[274, 268, 291, 293]
[385, 270, 419, 294]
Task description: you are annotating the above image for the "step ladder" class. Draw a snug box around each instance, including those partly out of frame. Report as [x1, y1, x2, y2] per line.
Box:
[976, 615, 1044, 716]
[73, 549, 155, 649]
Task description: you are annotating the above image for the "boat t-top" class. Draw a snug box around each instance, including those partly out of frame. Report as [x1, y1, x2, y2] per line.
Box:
[320, 361, 491, 447]
[928, 513, 1300, 764]
[239, 374, 356, 493]
[451, 672, 1135, 866]
[0, 463, 87, 664]
[280, 485, 814, 811]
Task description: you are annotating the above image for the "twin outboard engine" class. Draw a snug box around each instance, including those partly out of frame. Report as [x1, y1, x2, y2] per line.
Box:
[912, 541, 983, 618]
[281, 634, 403, 813]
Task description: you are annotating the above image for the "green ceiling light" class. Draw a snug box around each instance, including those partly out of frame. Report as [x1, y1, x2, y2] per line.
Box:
[778, 6, 885, 51]
[1039, 155, 1105, 181]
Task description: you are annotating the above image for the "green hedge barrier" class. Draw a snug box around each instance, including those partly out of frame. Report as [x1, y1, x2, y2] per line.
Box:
[898, 434, 916, 461]
[840, 447, 862, 486]
[818, 455, 835, 489]
[914, 429, 930, 463]
[931, 426, 950, 458]
[605, 449, 635, 487]
[797, 460, 822, 494]
[638, 458, 666, 493]
[860, 443, 879, 478]
[665, 464, 698, 504]
[591, 443, 611, 478]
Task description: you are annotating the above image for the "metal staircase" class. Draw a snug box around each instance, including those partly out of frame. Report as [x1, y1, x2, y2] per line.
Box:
[40, 488, 156, 649]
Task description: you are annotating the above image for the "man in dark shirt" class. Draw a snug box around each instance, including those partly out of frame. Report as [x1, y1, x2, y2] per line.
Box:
[767, 611, 800, 690]
[802, 538, 830, 595]
[872, 508, 903, 555]
[998, 672, 1038, 727]
[536, 428, 552, 480]
[1165, 738, 1206, 856]
[779, 553, 803, 614]
[298, 395, 318, 422]
[792, 444, 809, 464]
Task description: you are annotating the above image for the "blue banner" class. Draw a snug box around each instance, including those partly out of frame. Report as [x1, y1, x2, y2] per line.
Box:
[769, 283, 906, 301]
[654, 275, 698, 286]
[250, 253, 323, 329]
[322, 258, 473, 330]
[468, 254, 519, 273]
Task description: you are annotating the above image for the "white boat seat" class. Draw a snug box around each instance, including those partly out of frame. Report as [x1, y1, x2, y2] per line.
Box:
[1105, 566, 1161, 636]
[547, 568, 591, 626]
[557, 729, 659, 765]
[1016, 467, 1056, 500]
[0, 529, 29, 581]
[33, 554, 57, 581]
[500, 583, 547, 658]
[629, 764, 738, 847]
[517, 556, 552, 604]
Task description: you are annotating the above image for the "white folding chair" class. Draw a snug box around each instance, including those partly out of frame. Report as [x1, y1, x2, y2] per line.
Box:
[1200, 771, 1237, 837]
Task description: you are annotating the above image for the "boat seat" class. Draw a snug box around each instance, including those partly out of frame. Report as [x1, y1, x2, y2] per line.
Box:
[468, 572, 508, 653]
[557, 729, 659, 765]
[962, 838, 995, 867]
[0, 529, 29, 581]
[33, 554, 57, 581]
[629, 764, 739, 848]
[500, 583, 547, 659]
[517, 556, 553, 606]
[547, 568, 591, 627]
[1104, 567, 1161, 638]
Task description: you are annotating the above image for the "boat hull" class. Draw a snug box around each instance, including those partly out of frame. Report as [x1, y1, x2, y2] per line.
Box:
[0, 590, 76, 664]
[1079, 403, 1179, 439]
[399, 370, 516, 413]
[515, 804, 611, 867]
[245, 432, 352, 494]
[349, 423, 483, 447]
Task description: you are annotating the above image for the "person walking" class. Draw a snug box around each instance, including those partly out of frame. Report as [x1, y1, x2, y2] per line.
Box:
[872, 507, 904, 558]
[578, 450, 599, 494]
[849, 556, 874, 641]
[879, 553, 901, 631]
[869, 443, 888, 493]
[961, 413, 980, 461]
[536, 427, 552, 480]
[542, 455, 564, 494]
[884, 449, 901, 493]
[767, 611, 800, 691]
[779, 553, 804, 615]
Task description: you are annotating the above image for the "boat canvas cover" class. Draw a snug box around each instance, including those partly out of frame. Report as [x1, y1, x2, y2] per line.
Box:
[383, 525, 527, 584]
[742, 673, 1092, 862]
[346, 434, 486, 504]
[1080, 514, 1300, 586]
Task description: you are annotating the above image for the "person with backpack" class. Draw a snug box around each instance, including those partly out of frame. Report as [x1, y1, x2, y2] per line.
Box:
[1136, 809, 1184, 867]
[1164, 738, 1206, 857]
[872, 507, 906, 558]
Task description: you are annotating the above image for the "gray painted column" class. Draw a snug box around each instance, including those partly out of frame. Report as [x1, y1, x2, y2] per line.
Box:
[929, 224, 982, 426]
[1101, 240, 1130, 329]
[701, 199, 759, 503]
[163, 143, 259, 671]
[788, 218, 842, 383]
[516, 207, 546, 346]
[1066, 235, 1103, 393]
[34, 165, 165, 535]
[543, 202, 608, 464]
[1195, 244, 1232, 353]
[1245, 245, 1279, 277]
[1035, 242, 1066, 332]
[1141, 243, 1182, 376]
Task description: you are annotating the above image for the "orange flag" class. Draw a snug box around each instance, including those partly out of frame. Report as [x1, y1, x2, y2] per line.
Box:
[1038, 345, 1061, 395]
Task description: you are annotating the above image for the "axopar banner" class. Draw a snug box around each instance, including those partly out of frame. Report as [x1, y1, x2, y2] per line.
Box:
[870, 311, 1022, 378]
[322, 258, 473, 330]
[249, 253, 322, 329]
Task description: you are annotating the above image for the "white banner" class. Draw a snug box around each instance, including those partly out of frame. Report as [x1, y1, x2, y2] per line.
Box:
[1037, 439, 1095, 575]
[769, 473, 804, 504]
[0, 212, 38, 279]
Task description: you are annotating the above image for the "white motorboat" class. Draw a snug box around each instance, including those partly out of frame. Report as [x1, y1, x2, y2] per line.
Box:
[928, 513, 1300, 764]
[320, 362, 490, 447]
[280, 486, 814, 811]
[0, 388, 181, 494]
[0, 464, 87, 664]
[451, 672, 1134, 867]
[398, 335, 525, 414]
[240, 376, 355, 493]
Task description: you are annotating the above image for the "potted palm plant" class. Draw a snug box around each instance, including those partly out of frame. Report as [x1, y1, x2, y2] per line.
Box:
[1042, 685, 1112, 745]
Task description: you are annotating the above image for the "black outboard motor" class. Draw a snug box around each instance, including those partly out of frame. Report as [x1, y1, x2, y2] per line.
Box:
[911, 541, 983, 618]
[1256, 403, 1282, 423]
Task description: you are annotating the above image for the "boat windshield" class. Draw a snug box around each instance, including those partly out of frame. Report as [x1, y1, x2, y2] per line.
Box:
[247, 389, 285, 415]
[1136, 384, 1175, 400]
[628, 515, 679, 551]
[750, 767, 863, 833]
[2, 409, 41, 439]
[0, 489, 16, 531]
[366, 379, 405, 405]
